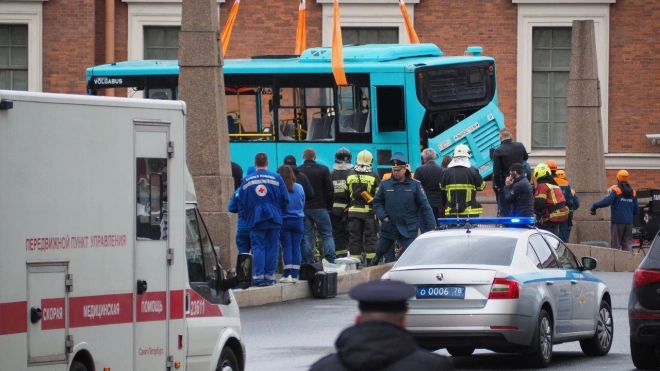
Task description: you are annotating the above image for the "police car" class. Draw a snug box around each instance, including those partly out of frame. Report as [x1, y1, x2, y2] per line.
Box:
[381, 217, 612, 368]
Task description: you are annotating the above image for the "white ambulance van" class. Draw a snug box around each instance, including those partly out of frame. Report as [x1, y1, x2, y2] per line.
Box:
[0, 90, 251, 371]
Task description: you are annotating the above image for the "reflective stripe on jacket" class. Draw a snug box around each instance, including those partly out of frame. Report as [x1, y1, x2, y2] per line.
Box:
[534, 181, 569, 223]
[345, 170, 380, 217]
[440, 166, 485, 216]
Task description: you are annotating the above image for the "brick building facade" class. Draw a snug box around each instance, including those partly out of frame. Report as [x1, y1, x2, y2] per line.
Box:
[2, 0, 658, 189]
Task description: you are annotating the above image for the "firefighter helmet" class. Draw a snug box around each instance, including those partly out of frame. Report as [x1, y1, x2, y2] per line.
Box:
[555, 170, 567, 180]
[617, 169, 629, 182]
[546, 159, 558, 171]
[356, 150, 373, 166]
[453, 144, 471, 158]
[534, 163, 552, 180]
[335, 147, 352, 164]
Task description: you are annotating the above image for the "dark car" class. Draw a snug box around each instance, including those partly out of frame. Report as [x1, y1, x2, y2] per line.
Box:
[632, 188, 660, 249]
[629, 230, 660, 369]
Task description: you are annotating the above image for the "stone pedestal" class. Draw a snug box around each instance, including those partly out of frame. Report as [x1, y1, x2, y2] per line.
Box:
[565, 20, 610, 247]
[179, 0, 237, 269]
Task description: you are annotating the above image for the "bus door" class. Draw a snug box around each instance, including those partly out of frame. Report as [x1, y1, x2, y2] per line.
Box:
[134, 123, 170, 370]
[370, 73, 409, 177]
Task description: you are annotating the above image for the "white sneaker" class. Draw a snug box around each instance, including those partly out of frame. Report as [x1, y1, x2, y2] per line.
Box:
[279, 276, 293, 283]
[291, 278, 298, 283]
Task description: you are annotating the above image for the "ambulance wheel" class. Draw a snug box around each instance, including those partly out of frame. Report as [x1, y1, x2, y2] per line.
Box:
[70, 361, 88, 371]
[218, 347, 239, 371]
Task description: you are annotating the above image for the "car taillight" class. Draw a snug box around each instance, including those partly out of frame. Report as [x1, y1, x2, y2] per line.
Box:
[633, 269, 660, 288]
[489, 278, 520, 299]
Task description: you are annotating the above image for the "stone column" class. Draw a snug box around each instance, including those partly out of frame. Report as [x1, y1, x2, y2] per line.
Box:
[565, 20, 610, 245]
[179, 0, 237, 269]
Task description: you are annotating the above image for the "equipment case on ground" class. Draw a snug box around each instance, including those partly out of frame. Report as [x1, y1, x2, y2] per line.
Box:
[312, 271, 337, 299]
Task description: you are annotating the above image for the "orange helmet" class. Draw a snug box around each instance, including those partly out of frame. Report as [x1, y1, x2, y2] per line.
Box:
[617, 169, 629, 182]
[555, 170, 566, 180]
[546, 159, 558, 171]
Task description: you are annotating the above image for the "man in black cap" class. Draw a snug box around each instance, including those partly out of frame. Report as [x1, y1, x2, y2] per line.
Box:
[309, 280, 453, 371]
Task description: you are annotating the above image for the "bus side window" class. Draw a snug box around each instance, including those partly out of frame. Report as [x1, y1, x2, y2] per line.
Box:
[376, 86, 405, 132]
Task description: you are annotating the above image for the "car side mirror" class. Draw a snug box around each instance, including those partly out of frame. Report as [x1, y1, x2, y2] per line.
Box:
[581, 256, 598, 271]
[216, 253, 253, 292]
[236, 253, 253, 289]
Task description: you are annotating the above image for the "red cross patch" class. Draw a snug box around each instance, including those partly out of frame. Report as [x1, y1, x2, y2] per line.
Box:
[255, 184, 267, 197]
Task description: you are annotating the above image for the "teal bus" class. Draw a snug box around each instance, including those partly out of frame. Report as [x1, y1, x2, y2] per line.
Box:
[87, 43, 504, 177]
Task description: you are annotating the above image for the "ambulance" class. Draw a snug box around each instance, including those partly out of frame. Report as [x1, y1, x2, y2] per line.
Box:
[0, 90, 251, 371]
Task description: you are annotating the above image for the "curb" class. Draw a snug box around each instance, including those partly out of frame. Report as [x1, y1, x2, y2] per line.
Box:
[234, 244, 644, 308]
[233, 263, 395, 308]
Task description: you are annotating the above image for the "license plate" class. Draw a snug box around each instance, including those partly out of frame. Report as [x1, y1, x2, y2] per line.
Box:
[416, 286, 465, 299]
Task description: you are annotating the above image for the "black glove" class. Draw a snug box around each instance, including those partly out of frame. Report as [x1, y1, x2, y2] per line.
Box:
[590, 208, 596, 215]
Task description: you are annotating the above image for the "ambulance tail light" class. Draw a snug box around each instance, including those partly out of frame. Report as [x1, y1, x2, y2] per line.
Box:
[178, 334, 183, 349]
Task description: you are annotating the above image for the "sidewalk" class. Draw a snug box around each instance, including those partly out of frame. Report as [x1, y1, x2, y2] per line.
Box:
[233, 242, 644, 308]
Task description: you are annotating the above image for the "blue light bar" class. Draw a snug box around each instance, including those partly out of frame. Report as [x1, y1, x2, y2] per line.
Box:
[437, 217, 536, 226]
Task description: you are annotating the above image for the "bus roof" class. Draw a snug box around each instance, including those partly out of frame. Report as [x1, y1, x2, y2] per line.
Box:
[86, 43, 494, 79]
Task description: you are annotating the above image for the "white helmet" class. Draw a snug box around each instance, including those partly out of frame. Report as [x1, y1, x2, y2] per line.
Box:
[453, 144, 471, 158]
[356, 150, 373, 165]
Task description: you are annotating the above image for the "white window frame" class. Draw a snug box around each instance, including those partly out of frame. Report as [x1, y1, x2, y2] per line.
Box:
[317, 0, 420, 46]
[514, 0, 614, 155]
[0, 1, 45, 92]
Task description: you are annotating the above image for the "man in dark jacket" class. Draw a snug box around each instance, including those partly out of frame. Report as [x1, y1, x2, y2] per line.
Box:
[414, 148, 445, 231]
[591, 169, 639, 252]
[330, 147, 353, 258]
[298, 148, 336, 263]
[309, 280, 453, 371]
[370, 152, 435, 265]
[283, 155, 314, 201]
[503, 163, 534, 217]
[492, 127, 528, 216]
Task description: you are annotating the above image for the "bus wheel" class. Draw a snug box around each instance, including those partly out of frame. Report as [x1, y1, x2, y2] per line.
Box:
[217, 347, 239, 371]
[70, 361, 88, 371]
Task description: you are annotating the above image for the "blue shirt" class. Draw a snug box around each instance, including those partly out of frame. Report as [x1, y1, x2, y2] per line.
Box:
[228, 189, 247, 230]
[284, 183, 305, 219]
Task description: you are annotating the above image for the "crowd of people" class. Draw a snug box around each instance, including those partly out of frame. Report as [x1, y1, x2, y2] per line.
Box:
[228, 127, 639, 285]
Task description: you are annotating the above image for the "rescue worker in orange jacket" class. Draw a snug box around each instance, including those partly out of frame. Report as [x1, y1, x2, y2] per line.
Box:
[547, 160, 576, 242]
[591, 170, 639, 252]
[533, 163, 569, 236]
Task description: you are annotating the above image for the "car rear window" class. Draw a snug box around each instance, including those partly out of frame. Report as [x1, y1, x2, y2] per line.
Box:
[396, 235, 518, 267]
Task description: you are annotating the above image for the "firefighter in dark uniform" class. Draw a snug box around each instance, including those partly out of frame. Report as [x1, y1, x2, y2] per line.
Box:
[370, 152, 436, 265]
[309, 280, 453, 371]
[345, 150, 380, 264]
[440, 144, 486, 218]
[533, 163, 569, 236]
[330, 147, 353, 258]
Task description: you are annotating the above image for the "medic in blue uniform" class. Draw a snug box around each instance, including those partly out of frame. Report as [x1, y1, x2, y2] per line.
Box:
[237, 153, 289, 286]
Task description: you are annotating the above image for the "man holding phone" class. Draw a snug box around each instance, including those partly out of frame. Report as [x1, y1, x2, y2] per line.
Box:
[503, 163, 534, 217]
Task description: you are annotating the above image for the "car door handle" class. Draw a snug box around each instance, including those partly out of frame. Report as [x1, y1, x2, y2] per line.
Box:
[545, 281, 554, 286]
[570, 280, 578, 285]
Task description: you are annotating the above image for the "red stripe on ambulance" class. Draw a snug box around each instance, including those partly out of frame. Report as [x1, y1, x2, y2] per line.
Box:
[41, 298, 65, 330]
[69, 294, 133, 328]
[0, 301, 27, 335]
[187, 289, 222, 318]
[137, 292, 167, 322]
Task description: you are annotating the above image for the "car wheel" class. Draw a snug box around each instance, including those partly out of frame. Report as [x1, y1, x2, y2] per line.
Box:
[580, 301, 613, 356]
[630, 338, 659, 369]
[447, 347, 475, 357]
[527, 308, 553, 368]
[70, 361, 88, 371]
[217, 347, 239, 371]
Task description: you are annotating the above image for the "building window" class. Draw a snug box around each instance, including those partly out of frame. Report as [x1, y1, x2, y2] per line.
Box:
[144, 26, 180, 60]
[514, 1, 612, 154]
[0, 25, 28, 91]
[342, 27, 398, 44]
[532, 27, 571, 148]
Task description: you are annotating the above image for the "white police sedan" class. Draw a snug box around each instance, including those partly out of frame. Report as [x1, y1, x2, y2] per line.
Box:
[382, 217, 613, 368]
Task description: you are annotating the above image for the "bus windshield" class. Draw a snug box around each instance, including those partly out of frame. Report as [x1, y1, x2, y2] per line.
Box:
[86, 44, 504, 177]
